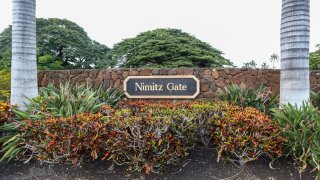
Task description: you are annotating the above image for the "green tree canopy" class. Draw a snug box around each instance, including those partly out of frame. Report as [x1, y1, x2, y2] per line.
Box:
[0, 18, 110, 70]
[310, 44, 320, 70]
[0, 26, 12, 69]
[104, 28, 232, 68]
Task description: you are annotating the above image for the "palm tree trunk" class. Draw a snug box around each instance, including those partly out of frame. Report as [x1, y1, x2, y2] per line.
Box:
[280, 0, 310, 106]
[11, 0, 38, 107]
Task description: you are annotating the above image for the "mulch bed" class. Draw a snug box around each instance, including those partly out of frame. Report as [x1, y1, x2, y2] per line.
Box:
[0, 148, 316, 180]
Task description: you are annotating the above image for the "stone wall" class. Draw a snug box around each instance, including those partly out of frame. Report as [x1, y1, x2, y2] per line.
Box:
[37, 68, 320, 98]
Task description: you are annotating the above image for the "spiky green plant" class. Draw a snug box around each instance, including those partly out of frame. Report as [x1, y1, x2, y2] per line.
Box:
[218, 84, 278, 113]
[23, 83, 124, 119]
[0, 133, 23, 163]
[311, 91, 320, 109]
[0, 106, 42, 162]
[272, 102, 320, 177]
[23, 83, 105, 119]
[96, 87, 124, 107]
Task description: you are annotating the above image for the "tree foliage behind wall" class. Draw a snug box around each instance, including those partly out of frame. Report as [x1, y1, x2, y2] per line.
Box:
[310, 45, 320, 70]
[242, 60, 257, 69]
[0, 18, 110, 70]
[0, 70, 10, 101]
[1, 22, 234, 69]
[104, 28, 233, 68]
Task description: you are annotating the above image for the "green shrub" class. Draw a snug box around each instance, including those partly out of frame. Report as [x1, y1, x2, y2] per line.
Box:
[213, 105, 286, 166]
[0, 70, 10, 102]
[272, 102, 320, 176]
[218, 84, 278, 114]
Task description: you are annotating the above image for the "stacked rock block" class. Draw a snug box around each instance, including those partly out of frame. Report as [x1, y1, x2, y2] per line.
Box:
[37, 68, 320, 98]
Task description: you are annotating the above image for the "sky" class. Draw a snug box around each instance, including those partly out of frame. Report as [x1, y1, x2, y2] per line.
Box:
[1, 0, 320, 68]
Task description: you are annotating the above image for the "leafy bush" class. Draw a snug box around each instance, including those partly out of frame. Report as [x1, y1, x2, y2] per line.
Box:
[1, 100, 199, 171]
[20, 113, 111, 164]
[106, 100, 198, 173]
[0, 98, 285, 174]
[0, 82, 123, 163]
[190, 100, 227, 147]
[218, 84, 278, 114]
[0, 70, 10, 102]
[272, 102, 320, 176]
[106, 100, 284, 172]
[0, 104, 115, 164]
[213, 105, 286, 166]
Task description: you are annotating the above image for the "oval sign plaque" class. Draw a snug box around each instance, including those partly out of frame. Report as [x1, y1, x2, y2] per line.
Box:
[123, 75, 200, 99]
